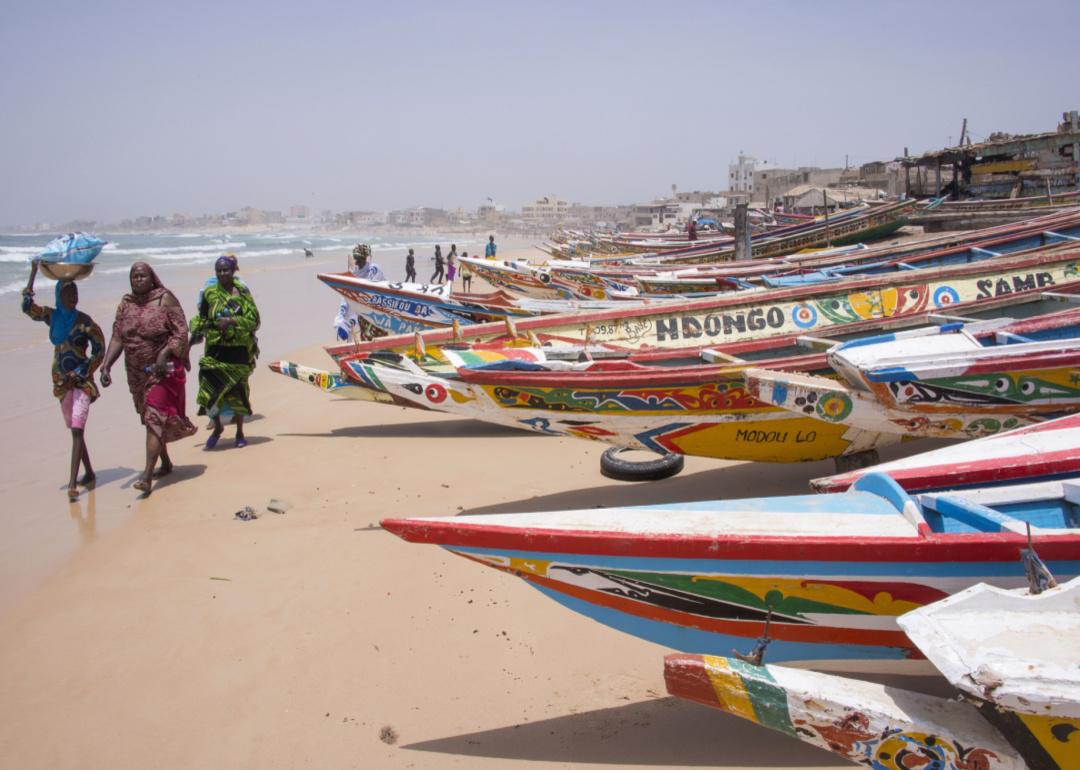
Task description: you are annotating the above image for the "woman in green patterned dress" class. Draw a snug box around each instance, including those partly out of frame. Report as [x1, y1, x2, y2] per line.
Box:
[189, 255, 260, 449]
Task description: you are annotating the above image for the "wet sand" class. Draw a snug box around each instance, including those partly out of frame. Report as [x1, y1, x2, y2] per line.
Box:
[0, 240, 940, 769]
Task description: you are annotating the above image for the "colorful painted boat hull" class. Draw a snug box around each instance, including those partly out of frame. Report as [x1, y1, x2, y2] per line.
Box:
[381, 474, 1080, 669]
[665, 654, 1025, 769]
[666, 577, 1080, 769]
[267, 361, 396, 404]
[746, 310, 1080, 440]
[329, 249, 1080, 360]
[321, 351, 896, 462]
[318, 274, 532, 332]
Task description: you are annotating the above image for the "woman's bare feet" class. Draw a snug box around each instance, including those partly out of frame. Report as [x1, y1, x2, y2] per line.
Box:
[67, 486, 79, 500]
[78, 472, 96, 487]
[133, 477, 152, 496]
[153, 461, 173, 479]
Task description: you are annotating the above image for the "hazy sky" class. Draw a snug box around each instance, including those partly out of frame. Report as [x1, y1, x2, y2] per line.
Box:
[2, 0, 1078, 225]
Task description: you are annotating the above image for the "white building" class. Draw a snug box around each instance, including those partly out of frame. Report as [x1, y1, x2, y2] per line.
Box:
[728, 153, 773, 194]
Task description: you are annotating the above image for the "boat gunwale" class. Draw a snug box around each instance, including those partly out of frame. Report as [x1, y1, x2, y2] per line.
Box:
[379, 517, 1080, 562]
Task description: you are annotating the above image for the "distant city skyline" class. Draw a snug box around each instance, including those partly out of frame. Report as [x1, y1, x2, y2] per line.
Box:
[3, 0, 1078, 226]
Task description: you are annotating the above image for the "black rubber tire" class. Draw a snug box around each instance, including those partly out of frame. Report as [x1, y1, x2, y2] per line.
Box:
[600, 446, 685, 482]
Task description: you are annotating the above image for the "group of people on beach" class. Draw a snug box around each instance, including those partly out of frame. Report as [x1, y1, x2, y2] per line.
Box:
[23, 254, 261, 500]
[356, 235, 497, 290]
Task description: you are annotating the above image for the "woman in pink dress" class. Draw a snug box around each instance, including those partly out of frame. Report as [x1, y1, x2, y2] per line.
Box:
[100, 262, 197, 495]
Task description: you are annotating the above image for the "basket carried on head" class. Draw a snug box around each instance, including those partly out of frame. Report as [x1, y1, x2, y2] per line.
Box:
[34, 232, 107, 282]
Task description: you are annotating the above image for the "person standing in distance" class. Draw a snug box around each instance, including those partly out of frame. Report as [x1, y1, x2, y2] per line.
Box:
[485, 235, 497, 259]
[430, 244, 445, 283]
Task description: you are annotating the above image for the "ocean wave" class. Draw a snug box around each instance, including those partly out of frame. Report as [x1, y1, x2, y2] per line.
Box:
[0, 279, 27, 295]
[0, 247, 41, 261]
[107, 241, 248, 256]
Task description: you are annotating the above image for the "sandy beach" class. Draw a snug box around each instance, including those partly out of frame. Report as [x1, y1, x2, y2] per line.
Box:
[0, 241, 947, 769]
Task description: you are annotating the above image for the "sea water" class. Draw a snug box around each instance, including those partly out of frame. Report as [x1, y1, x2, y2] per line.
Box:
[0, 229, 484, 361]
[0, 231, 482, 295]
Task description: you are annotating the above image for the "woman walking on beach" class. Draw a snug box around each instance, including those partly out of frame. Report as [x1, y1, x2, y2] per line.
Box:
[22, 260, 105, 500]
[100, 262, 197, 496]
[404, 248, 417, 282]
[446, 244, 457, 286]
[189, 256, 261, 450]
[430, 244, 444, 283]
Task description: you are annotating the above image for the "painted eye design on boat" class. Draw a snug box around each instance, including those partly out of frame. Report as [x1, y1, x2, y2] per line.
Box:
[1019, 379, 1037, 396]
[994, 377, 1011, 393]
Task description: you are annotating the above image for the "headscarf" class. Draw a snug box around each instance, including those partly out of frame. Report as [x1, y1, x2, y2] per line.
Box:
[49, 280, 78, 346]
[217, 253, 239, 271]
[124, 261, 167, 305]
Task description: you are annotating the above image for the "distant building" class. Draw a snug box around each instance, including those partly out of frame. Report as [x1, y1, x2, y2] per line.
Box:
[522, 195, 570, 224]
[783, 185, 884, 214]
[288, 204, 310, 220]
[901, 110, 1080, 199]
[388, 208, 425, 227]
[754, 167, 844, 206]
[728, 153, 773, 194]
[630, 199, 682, 229]
[339, 210, 386, 227]
[477, 201, 505, 222]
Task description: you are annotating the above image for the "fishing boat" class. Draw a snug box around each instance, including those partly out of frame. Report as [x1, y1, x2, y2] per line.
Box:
[813, 412, 1080, 494]
[665, 575, 1080, 769]
[745, 307, 1080, 440]
[279, 249, 1080, 467]
[529, 209, 1080, 300]
[321, 274, 548, 334]
[381, 472, 1080, 670]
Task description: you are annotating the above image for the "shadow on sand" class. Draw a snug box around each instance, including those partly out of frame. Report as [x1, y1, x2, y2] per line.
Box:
[122, 463, 208, 493]
[281, 418, 530, 440]
[457, 436, 958, 517]
[197, 434, 274, 451]
[403, 696, 834, 767]
[56, 466, 138, 491]
[403, 674, 955, 767]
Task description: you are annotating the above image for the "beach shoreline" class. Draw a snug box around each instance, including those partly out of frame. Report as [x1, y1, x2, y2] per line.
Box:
[0, 238, 937, 769]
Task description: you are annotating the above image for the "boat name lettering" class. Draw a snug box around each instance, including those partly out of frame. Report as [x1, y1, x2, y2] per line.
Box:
[796, 430, 817, 443]
[360, 291, 433, 318]
[655, 307, 786, 342]
[736, 428, 788, 443]
[975, 271, 1054, 299]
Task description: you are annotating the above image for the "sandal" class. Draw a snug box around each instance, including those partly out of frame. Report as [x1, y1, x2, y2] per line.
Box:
[205, 432, 222, 450]
[67, 487, 79, 501]
[133, 479, 151, 494]
[235, 437, 248, 448]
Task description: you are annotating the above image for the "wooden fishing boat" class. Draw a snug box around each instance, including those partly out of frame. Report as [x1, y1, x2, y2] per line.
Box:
[556, 209, 1080, 299]
[328, 245, 1080, 363]
[465, 210, 1080, 302]
[319, 275, 537, 334]
[745, 308, 1080, 440]
[665, 575, 1080, 769]
[617, 200, 915, 264]
[813, 412, 1080, 494]
[268, 243, 1080, 467]
[381, 472, 1080, 670]
[296, 341, 896, 464]
[292, 260, 1080, 467]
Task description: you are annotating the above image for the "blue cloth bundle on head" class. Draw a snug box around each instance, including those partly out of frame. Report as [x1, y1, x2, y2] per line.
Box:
[49, 281, 77, 346]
